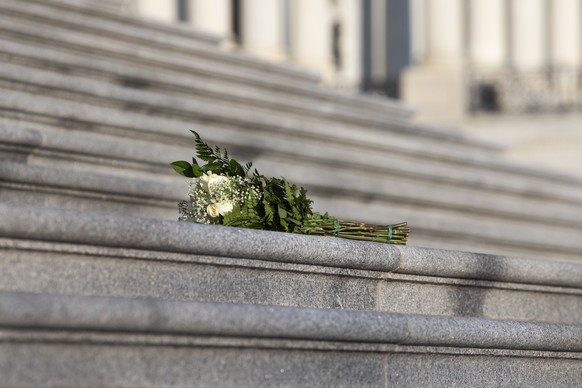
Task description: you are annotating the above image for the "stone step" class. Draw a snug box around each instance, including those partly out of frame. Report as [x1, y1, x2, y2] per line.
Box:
[0, 16, 319, 107]
[0, 87, 504, 177]
[41, 0, 222, 45]
[0, 8, 415, 122]
[4, 160, 582, 261]
[1, 0, 319, 85]
[2, 204, 582, 326]
[0, 60, 505, 157]
[1, 290, 581, 386]
[2, 82, 582, 206]
[5, 111, 582, 260]
[0, 39, 421, 135]
[5, 117, 582, 232]
[71, 0, 125, 13]
[0, 0, 311, 83]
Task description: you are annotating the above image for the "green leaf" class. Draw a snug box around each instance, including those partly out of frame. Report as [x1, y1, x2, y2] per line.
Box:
[191, 164, 204, 177]
[279, 218, 289, 231]
[170, 160, 194, 177]
[244, 161, 253, 174]
[191, 130, 216, 163]
[228, 158, 245, 177]
[201, 162, 221, 173]
[278, 207, 287, 220]
[287, 218, 301, 226]
[264, 202, 274, 223]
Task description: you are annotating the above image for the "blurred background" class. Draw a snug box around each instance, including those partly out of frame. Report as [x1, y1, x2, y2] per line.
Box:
[126, 0, 582, 174]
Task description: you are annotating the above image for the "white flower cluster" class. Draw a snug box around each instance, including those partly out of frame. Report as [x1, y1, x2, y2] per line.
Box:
[178, 172, 260, 224]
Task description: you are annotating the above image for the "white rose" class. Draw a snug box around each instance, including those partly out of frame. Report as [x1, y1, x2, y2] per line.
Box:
[207, 203, 220, 218]
[207, 202, 234, 218]
[199, 172, 228, 192]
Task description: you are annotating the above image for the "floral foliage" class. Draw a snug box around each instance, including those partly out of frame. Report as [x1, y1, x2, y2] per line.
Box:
[171, 131, 409, 244]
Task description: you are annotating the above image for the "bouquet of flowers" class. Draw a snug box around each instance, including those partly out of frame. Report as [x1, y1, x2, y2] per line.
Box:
[171, 131, 409, 245]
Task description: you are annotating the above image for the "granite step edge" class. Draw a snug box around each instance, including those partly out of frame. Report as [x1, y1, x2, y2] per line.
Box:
[2, 204, 582, 289]
[0, 44, 412, 127]
[3, 236, 582, 326]
[1, 290, 582, 353]
[4, 0, 320, 84]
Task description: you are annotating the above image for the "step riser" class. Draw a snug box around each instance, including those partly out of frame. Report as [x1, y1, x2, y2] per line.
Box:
[0, 19, 315, 99]
[0, 9, 414, 120]
[1, 244, 581, 325]
[0, 43, 414, 132]
[2, 86, 580, 205]
[38, 0, 223, 45]
[2, 341, 581, 387]
[2, 0, 319, 84]
[1, 290, 581, 386]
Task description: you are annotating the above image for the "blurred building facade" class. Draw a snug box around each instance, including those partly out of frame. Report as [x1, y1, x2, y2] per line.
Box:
[126, 0, 411, 96]
[126, 0, 582, 172]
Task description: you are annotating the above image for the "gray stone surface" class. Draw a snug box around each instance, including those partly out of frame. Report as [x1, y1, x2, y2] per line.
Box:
[12, 0, 417, 118]
[0, 16, 313, 99]
[0, 343, 386, 388]
[4, 86, 582, 261]
[379, 280, 582, 324]
[0, 161, 177, 218]
[395, 246, 582, 286]
[2, 341, 582, 387]
[0, 204, 402, 272]
[4, 204, 582, 287]
[0, 8, 415, 122]
[0, 161, 179, 201]
[0, 87, 503, 174]
[45, 0, 225, 45]
[0, 248, 377, 311]
[2, 1, 582, 385]
[2, 239, 582, 324]
[0, 41, 412, 131]
[385, 353, 582, 387]
[2, 291, 582, 352]
[4, 0, 320, 85]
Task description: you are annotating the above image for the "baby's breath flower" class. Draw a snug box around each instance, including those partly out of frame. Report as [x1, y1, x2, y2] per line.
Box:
[180, 174, 257, 224]
[199, 172, 228, 193]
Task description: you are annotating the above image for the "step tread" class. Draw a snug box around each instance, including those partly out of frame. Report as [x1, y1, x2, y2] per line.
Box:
[1, 290, 582, 353]
[2, 233, 582, 326]
[3, 0, 319, 84]
[0, 12, 414, 119]
[0, 39, 416, 127]
[2, 204, 582, 288]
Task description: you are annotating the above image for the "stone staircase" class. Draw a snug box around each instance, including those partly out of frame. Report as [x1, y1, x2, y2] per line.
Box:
[1, 0, 582, 386]
[2, 0, 582, 262]
[2, 205, 582, 386]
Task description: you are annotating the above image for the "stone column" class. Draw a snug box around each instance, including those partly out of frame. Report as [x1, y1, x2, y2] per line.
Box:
[551, 0, 581, 68]
[468, 0, 505, 70]
[511, 0, 545, 71]
[291, 0, 333, 76]
[550, 0, 581, 105]
[335, 0, 361, 90]
[401, 0, 467, 125]
[133, 0, 176, 22]
[240, 0, 287, 61]
[189, 0, 231, 38]
[409, 0, 427, 65]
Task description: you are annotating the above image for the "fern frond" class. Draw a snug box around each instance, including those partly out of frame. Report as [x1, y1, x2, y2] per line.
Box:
[191, 130, 215, 163]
